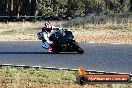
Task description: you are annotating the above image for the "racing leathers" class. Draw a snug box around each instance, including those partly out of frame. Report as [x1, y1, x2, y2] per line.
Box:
[41, 28, 53, 52]
[41, 27, 66, 52]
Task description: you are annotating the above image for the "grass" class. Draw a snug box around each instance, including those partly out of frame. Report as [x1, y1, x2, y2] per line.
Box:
[0, 30, 16, 35]
[0, 21, 132, 43]
[0, 66, 76, 83]
[0, 66, 131, 88]
[0, 14, 132, 43]
[0, 66, 76, 88]
[0, 29, 39, 35]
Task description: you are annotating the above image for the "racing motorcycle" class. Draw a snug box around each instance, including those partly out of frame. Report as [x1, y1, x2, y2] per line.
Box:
[37, 28, 84, 54]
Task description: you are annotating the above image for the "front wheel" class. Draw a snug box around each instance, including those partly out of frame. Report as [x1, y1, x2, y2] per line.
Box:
[52, 50, 59, 54]
[50, 44, 60, 54]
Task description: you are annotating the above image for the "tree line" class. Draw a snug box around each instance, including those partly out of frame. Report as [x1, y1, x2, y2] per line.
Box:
[0, 0, 132, 17]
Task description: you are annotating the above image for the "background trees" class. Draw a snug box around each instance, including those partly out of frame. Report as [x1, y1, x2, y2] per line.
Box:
[130, 0, 132, 11]
[0, 0, 131, 16]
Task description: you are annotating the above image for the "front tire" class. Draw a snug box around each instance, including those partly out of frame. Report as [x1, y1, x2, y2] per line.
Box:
[51, 44, 60, 54]
[52, 50, 59, 54]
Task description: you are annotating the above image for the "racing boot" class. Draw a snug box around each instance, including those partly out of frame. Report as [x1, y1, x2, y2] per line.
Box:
[42, 42, 48, 49]
[48, 45, 52, 52]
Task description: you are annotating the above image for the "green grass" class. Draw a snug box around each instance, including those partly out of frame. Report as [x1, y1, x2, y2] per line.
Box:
[0, 66, 76, 84]
[0, 66, 131, 88]
[0, 30, 16, 35]
[0, 29, 40, 35]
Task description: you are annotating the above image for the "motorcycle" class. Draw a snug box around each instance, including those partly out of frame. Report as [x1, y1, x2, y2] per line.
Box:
[37, 28, 84, 54]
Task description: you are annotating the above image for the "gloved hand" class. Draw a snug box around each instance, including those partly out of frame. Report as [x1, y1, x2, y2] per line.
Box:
[36, 32, 43, 40]
[47, 39, 53, 44]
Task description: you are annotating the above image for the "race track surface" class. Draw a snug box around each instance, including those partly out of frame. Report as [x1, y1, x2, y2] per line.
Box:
[0, 41, 132, 74]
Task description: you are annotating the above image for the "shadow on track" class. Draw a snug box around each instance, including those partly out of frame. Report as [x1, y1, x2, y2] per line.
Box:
[0, 52, 79, 54]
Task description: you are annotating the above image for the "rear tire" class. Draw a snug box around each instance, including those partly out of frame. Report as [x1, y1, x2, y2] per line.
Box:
[73, 42, 84, 54]
[76, 46, 84, 54]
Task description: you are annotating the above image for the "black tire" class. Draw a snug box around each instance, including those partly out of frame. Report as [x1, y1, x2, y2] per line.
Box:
[76, 46, 84, 54]
[53, 50, 59, 54]
[51, 44, 60, 54]
[74, 42, 84, 54]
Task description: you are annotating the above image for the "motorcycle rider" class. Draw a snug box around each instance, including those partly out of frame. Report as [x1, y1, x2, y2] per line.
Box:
[41, 21, 53, 52]
[37, 22, 83, 54]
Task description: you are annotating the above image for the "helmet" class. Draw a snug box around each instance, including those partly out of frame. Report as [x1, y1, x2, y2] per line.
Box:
[44, 21, 52, 32]
[45, 21, 52, 29]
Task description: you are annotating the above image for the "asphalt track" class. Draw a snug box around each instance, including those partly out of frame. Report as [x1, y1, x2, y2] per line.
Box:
[0, 41, 132, 74]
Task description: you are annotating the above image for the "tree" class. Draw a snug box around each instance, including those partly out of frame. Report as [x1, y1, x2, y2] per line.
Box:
[16, 0, 22, 16]
[37, 0, 53, 16]
[130, 0, 132, 11]
[66, 0, 85, 17]
[54, 0, 68, 16]
[66, 0, 76, 17]
[11, 0, 14, 11]
[75, 0, 85, 16]
[30, 0, 37, 16]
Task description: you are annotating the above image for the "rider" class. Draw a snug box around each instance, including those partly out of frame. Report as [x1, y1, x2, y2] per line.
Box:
[41, 21, 53, 52]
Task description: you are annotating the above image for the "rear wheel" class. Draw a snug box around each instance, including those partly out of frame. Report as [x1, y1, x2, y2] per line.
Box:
[76, 46, 84, 54]
[73, 42, 84, 54]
